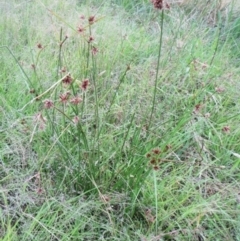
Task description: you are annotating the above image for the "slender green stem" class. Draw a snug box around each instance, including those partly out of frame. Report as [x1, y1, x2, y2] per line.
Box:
[153, 170, 158, 234]
[107, 65, 130, 114]
[57, 28, 63, 78]
[0, 45, 33, 89]
[120, 112, 135, 154]
[97, 64, 130, 140]
[209, 11, 222, 66]
[148, 10, 165, 130]
[91, 47, 100, 162]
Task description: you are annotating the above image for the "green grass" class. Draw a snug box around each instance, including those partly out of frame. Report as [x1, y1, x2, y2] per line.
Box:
[1, 0, 240, 240]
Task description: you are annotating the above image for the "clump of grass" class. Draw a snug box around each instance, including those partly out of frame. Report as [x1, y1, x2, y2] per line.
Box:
[1, 0, 240, 240]
[20, 10, 152, 200]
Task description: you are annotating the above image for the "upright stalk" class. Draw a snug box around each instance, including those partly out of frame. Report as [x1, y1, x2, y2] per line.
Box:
[0, 45, 33, 89]
[148, 10, 165, 130]
[209, 11, 222, 66]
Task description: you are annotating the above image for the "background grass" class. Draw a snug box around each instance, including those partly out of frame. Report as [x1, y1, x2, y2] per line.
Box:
[1, 0, 240, 240]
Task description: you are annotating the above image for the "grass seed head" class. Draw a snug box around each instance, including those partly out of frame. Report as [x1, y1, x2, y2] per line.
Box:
[43, 99, 54, 109]
[146, 153, 151, 158]
[59, 92, 71, 104]
[77, 26, 85, 33]
[88, 36, 94, 43]
[88, 15, 95, 24]
[150, 159, 157, 165]
[81, 79, 89, 91]
[222, 126, 230, 134]
[70, 96, 82, 105]
[151, 0, 170, 10]
[73, 116, 80, 124]
[62, 74, 73, 85]
[152, 148, 161, 155]
[37, 43, 43, 49]
[92, 46, 98, 55]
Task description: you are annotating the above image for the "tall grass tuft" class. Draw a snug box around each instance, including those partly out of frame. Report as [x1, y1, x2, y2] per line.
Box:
[1, 0, 240, 240]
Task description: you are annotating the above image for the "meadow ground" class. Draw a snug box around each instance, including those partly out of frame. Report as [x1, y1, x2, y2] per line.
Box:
[1, 0, 240, 240]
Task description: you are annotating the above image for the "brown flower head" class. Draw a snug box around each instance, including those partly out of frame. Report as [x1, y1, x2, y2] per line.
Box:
[62, 74, 73, 85]
[92, 46, 98, 55]
[88, 36, 94, 43]
[222, 126, 230, 134]
[59, 91, 70, 104]
[193, 103, 202, 114]
[88, 15, 95, 24]
[60, 67, 67, 73]
[73, 116, 80, 124]
[77, 26, 85, 33]
[36, 188, 44, 195]
[146, 153, 151, 158]
[37, 43, 43, 49]
[150, 159, 157, 165]
[80, 15, 85, 20]
[164, 144, 172, 152]
[70, 96, 82, 105]
[43, 99, 54, 109]
[151, 0, 170, 10]
[81, 79, 89, 91]
[152, 148, 161, 155]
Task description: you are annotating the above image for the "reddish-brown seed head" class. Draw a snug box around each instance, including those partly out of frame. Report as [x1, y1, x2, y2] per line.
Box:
[81, 79, 89, 91]
[70, 96, 82, 105]
[88, 15, 95, 24]
[62, 74, 73, 85]
[43, 99, 54, 109]
[59, 92, 70, 104]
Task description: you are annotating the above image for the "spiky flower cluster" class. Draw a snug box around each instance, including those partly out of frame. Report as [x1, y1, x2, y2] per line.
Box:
[31, 12, 99, 133]
[146, 148, 162, 170]
[77, 14, 99, 55]
[62, 74, 73, 85]
[146, 145, 172, 170]
[37, 74, 91, 129]
[151, 0, 170, 10]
